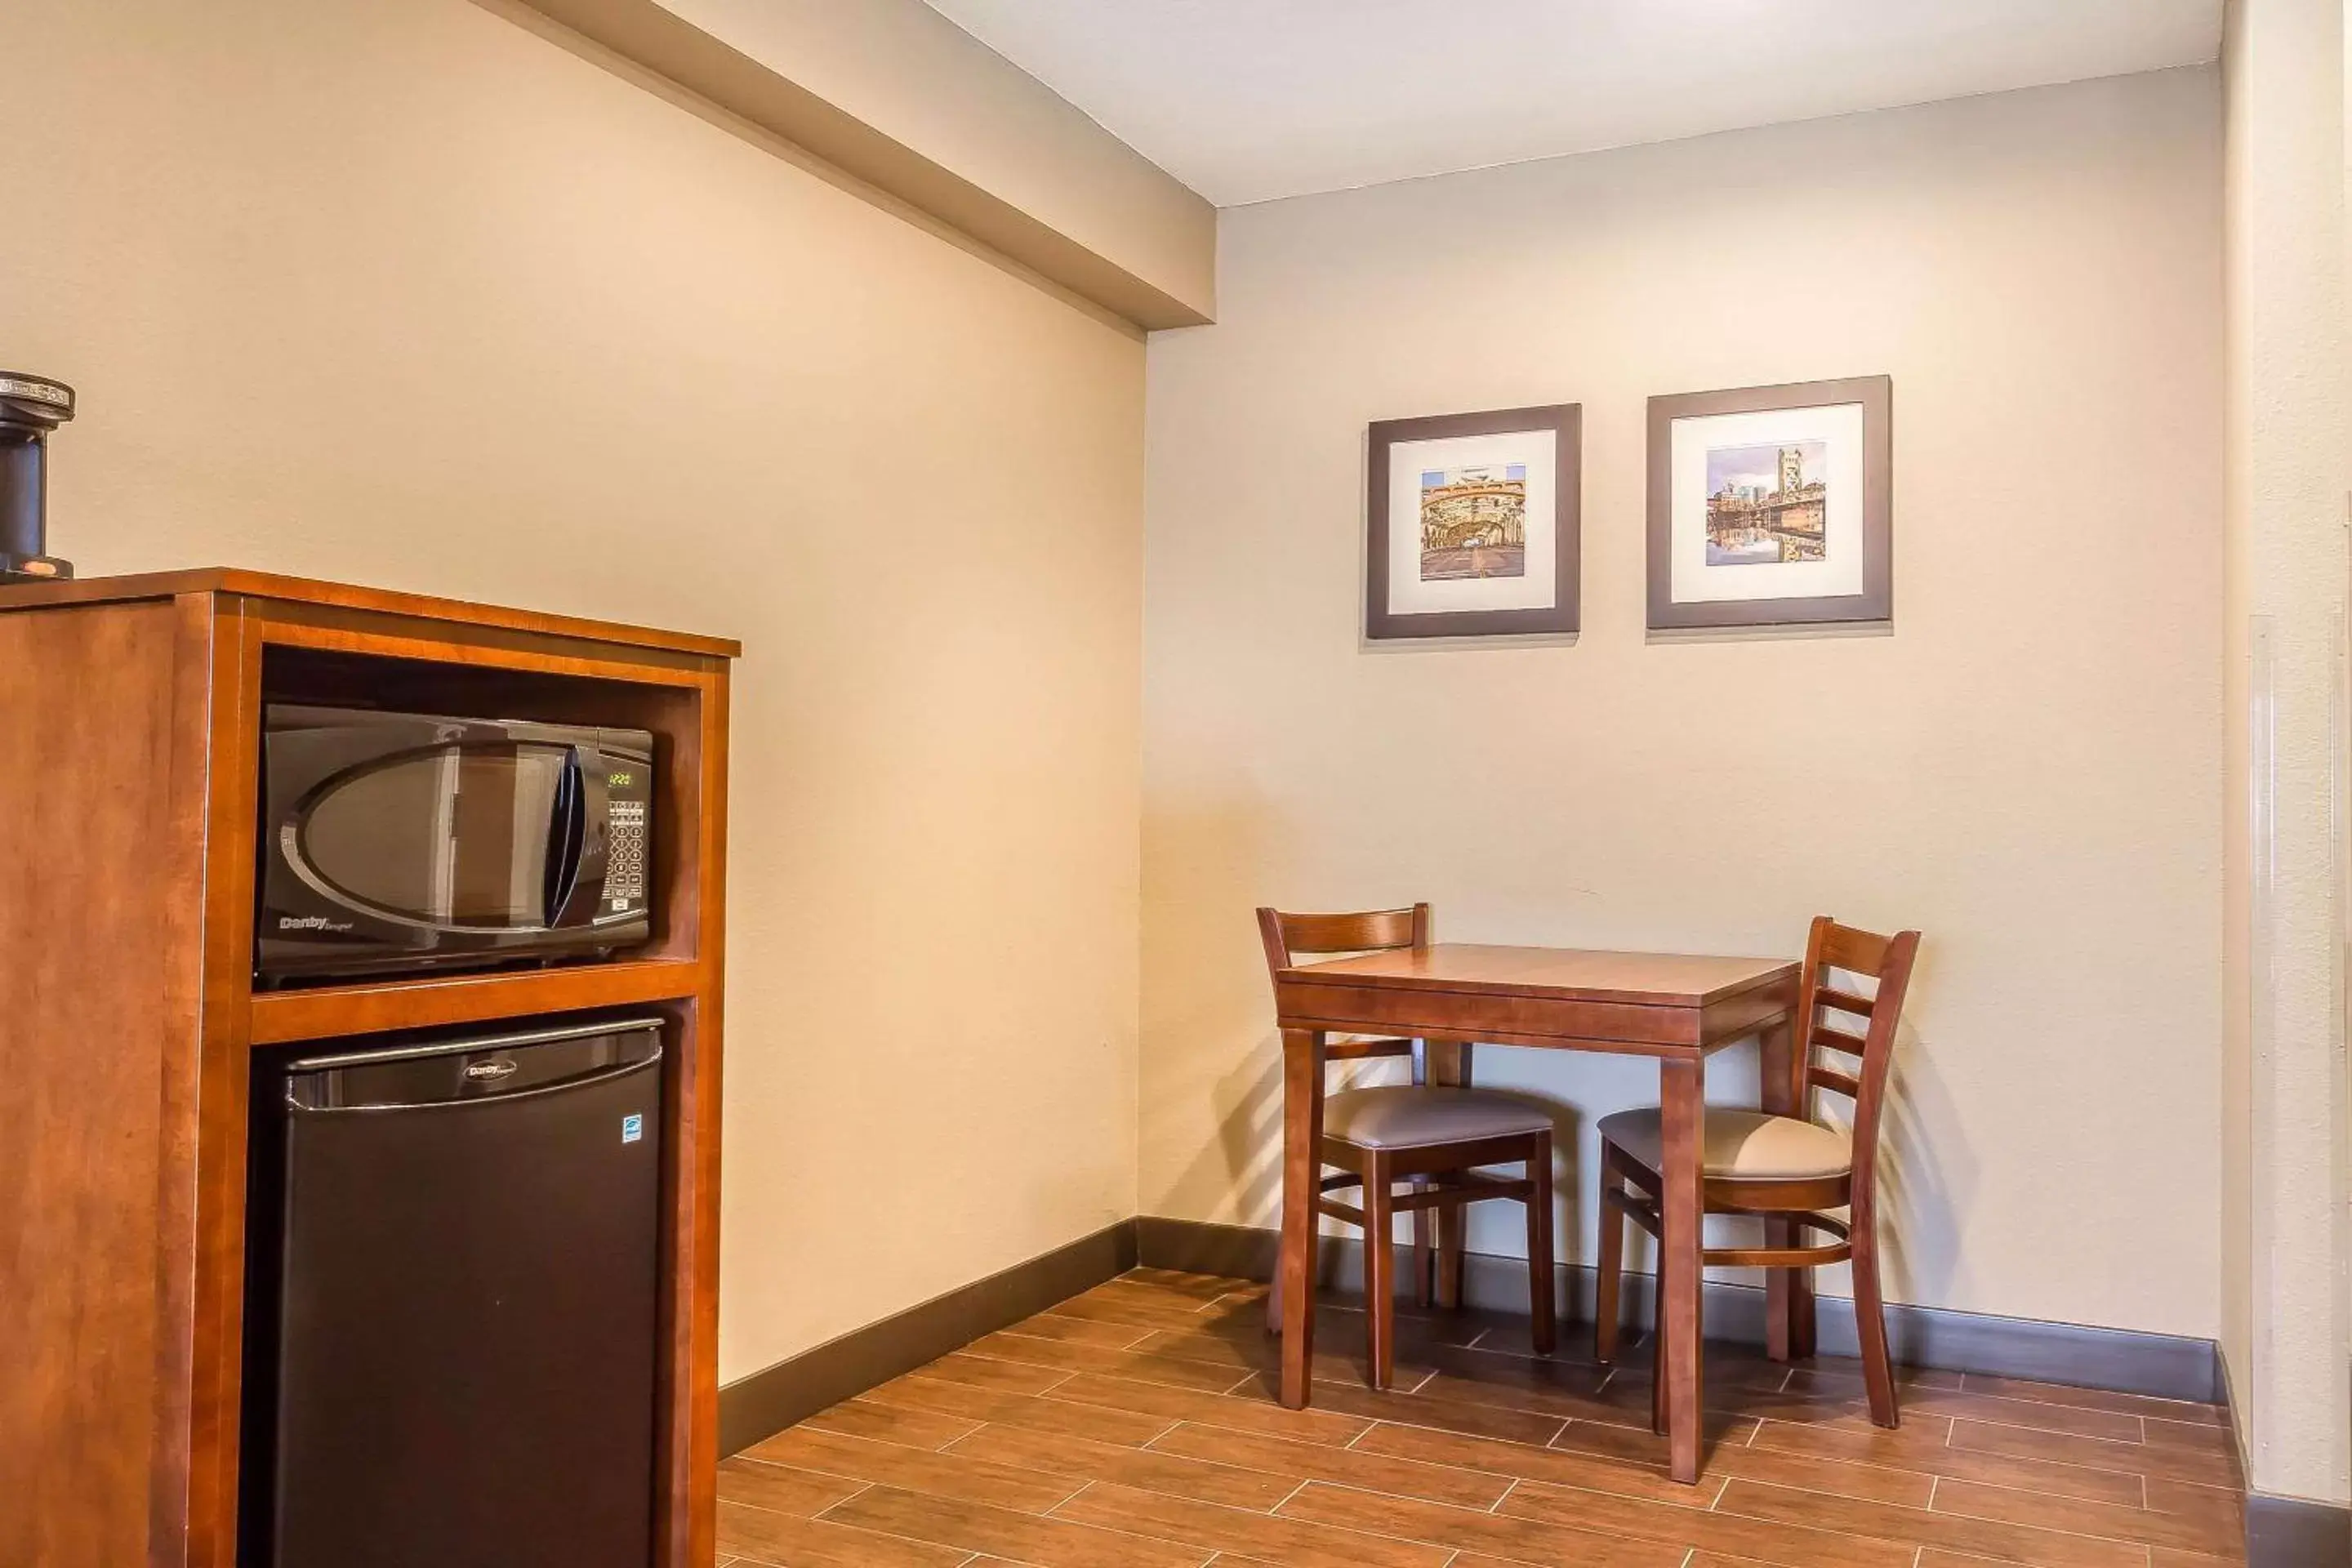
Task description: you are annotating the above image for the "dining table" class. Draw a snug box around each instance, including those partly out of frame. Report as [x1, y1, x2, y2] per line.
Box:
[1271, 942, 1802, 1484]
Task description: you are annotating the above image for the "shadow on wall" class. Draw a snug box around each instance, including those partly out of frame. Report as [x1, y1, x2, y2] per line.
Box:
[1199, 1028, 1419, 1231]
[1140, 789, 1285, 1224]
[1874, 1007, 1971, 1308]
[1214, 1034, 1283, 1228]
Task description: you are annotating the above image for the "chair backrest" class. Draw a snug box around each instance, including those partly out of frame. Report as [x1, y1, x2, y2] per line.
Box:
[1256, 904, 1430, 1066]
[1792, 915, 1921, 1210]
[1257, 904, 1428, 973]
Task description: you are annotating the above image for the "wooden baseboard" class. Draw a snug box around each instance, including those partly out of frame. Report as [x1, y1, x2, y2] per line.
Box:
[1133, 1214, 2224, 1405]
[717, 1219, 1137, 1455]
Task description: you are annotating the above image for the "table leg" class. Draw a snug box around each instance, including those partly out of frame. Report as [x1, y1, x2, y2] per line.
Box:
[1277, 1027, 1325, 1408]
[1660, 1054, 1704, 1484]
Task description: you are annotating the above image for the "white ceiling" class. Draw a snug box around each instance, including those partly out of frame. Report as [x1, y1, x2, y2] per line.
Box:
[915, 0, 2223, 207]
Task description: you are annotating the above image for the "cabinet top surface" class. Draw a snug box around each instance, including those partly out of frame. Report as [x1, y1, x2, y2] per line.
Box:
[0, 569, 741, 659]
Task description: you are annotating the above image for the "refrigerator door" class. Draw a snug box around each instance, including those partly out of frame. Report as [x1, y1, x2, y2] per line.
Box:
[247, 1018, 665, 1568]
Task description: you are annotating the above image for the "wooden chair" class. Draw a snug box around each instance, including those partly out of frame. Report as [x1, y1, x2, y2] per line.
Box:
[1258, 903, 1556, 1389]
[1592, 915, 1922, 1428]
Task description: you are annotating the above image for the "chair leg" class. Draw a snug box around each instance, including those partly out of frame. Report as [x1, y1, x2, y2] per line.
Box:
[1765, 1218, 1794, 1361]
[1525, 1130, 1555, 1356]
[1364, 1152, 1396, 1391]
[1648, 1182, 1668, 1437]
[1437, 1196, 1466, 1310]
[1594, 1154, 1627, 1364]
[1266, 1198, 1287, 1337]
[1650, 1304, 1668, 1437]
[1790, 1252, 1818, 1361]
[1852, 1223, 1898, 1428]
[1410, 1178, 1433, 1310]
[1764, 1215, 1820, 1363]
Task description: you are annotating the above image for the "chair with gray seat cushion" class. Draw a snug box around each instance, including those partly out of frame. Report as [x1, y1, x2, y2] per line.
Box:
[1257, 904, 1557, 1389]
[1592, 915, 1922, 1430]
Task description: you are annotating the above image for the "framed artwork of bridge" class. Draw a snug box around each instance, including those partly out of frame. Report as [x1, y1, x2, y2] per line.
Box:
[1646, 376, 1891, 630]
[1365, 403, 1581, 641]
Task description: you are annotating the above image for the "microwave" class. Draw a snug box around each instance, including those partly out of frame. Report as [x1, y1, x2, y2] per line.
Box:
[256, 705, 653, 982]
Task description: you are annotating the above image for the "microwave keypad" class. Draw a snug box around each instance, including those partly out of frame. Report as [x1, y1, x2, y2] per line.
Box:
[607, 800, 648, 906]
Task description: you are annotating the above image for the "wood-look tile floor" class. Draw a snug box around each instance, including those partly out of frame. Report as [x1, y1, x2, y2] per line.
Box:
[715, 1268, 2247, 1568]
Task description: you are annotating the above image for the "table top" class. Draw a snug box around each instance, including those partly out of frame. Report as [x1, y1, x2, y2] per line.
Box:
[1283, 942, 1796, 1008]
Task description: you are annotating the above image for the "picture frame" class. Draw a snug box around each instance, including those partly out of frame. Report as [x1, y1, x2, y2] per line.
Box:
[1366, 403, 1580, 642]
[1646, 376, 1891, 631]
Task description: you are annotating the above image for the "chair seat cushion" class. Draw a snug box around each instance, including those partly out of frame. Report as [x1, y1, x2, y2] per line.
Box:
[1322, 1086, 1552, 1151]
[1597, 1107, 1851, 1180]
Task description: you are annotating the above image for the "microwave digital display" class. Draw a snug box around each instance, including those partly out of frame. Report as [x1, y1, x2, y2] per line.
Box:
[256, 706, 655, 982]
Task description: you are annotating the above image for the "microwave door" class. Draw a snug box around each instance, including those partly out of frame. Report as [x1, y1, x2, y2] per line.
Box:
[294, 746, 466, 933]
[296, 742, 571, 933]
[548, 751, 612, 930]
[446, 743, 569, 930]
[546, 742, 652, 931]
[541, 748, 589, 928]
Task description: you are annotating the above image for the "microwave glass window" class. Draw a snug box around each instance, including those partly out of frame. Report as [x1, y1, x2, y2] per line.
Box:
[447, 747, 568, 924]
[301, 745, 570, 927]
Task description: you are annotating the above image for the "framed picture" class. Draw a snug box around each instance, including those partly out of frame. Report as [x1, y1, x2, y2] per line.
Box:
[1366, 403, 1580, 641]
[1646, 376, 1891, 630]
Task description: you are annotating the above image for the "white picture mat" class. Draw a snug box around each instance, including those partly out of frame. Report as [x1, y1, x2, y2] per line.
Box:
[1386, 428, 1558, 616]
[1668, 403, 1865, 605]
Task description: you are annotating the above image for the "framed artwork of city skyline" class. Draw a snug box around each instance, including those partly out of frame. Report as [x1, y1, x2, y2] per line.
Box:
[1365, 403, 1581, 641]
[1646, 376, 1891, 631]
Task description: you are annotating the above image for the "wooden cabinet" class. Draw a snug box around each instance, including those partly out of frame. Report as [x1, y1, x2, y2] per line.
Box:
[0, 571, 736, 1568]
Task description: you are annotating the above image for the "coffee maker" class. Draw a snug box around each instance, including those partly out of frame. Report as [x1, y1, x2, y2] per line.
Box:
[1, 372, 76, 583]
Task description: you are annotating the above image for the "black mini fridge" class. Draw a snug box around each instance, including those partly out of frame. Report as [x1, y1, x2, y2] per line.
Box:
[243, 1017, 665, 1568]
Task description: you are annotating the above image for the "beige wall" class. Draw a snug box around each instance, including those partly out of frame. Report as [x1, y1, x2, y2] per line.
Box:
[1143, 70, 2225, 1341]
[2221, 0, 2352, 1505]
[0, 0, 1143, 1385]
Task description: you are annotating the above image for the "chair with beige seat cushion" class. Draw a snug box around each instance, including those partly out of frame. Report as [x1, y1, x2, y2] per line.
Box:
[1596, 1107, 1852, 1181]
[1592, 915, 1922, 1429]
[1258, 904, 1557, 1389]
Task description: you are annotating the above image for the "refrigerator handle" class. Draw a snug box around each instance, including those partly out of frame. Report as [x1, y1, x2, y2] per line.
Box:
[289, 1049, 663, 1115]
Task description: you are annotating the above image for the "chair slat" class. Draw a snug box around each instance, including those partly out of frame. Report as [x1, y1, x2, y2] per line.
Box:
[1817, 986, 1876, 1018]
[1326, 1034, 1411, 1062]
[1324, 1036, 1415, 1061]
[1393, 1177, 1533, 1211]
[1820, 923, 1891, 973]
[1811, 1066, 1864, 1101]
[1276, 907, 1419, 955]
[1605, 1188, 1663, 1238]
[1815, 1024, 1869, 1058]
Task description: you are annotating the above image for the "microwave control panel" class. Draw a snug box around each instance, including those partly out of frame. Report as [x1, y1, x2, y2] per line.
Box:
[605, 798, 648, 911]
